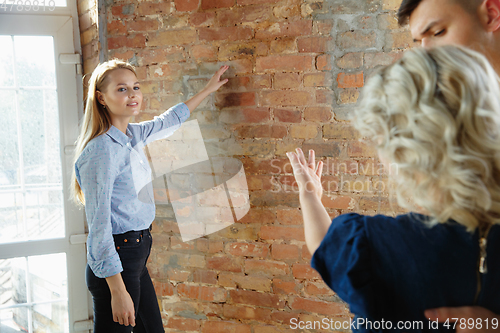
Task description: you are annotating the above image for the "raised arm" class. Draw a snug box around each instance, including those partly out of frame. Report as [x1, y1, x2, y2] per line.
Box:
[287, 148, 332, 254]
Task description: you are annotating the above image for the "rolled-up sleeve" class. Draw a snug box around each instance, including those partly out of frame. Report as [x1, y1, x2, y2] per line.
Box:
[133, 102, 190, 145]
[75, 144, 122, 278]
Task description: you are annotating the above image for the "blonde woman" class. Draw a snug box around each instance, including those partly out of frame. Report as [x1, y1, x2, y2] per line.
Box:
[71, 59, 228, 332]
[287, 45, 500, 332]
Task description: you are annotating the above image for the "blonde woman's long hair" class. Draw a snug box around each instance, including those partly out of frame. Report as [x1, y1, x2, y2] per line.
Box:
[70, 59, 137, 205]
[354, 45, 500, 231]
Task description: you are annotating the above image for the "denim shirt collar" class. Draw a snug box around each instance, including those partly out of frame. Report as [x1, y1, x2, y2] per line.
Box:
[106, 125, 133, 147]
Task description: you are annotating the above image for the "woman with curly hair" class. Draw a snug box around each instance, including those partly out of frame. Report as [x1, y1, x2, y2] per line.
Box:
[287, 45, 500, 332]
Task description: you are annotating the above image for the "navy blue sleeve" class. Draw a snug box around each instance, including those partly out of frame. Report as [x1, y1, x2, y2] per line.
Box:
[311, 213, 375, 317]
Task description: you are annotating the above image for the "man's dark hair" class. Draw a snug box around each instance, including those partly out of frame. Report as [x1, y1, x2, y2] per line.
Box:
[397, 0, 482, 27]
[397, 0, 422, 26]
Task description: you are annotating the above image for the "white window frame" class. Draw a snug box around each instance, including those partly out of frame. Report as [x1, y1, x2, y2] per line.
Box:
[0, 7, 91, 333]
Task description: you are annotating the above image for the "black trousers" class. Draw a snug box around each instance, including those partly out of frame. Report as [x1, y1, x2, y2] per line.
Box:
[86, 228, 164, 333]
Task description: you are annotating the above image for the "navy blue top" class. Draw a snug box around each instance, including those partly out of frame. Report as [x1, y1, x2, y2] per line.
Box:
[311, 213, 500, 332]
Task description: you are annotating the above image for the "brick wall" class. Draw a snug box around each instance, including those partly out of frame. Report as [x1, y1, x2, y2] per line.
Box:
[78, 0, 99, 91]
[78, 0, 416, 331]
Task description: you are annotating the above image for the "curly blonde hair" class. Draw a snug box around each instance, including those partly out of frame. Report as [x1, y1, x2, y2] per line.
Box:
[354, 45, 500, 231]
[70, 59, 137, 205]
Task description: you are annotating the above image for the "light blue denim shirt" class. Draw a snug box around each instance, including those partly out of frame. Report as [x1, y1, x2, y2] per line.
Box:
[75, 103, 190, 278]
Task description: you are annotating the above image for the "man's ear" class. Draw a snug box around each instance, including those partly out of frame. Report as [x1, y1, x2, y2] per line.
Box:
[479, 0, 500, 32]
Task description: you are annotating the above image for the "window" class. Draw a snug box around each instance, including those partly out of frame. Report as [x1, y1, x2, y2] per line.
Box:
[0, 10, 90, 333]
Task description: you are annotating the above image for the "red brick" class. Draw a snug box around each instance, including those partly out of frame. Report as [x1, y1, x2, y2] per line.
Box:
[250, 191, 300, 207]
[337, 72, 364, 88]
[304, 72, 333, 87]
[229, 289, 285, 309]
[238, 208, 276, 224]
[256, 55, 313, 72]
[237, 0, 279, 4]
[338, 88, 360, 104]
[260, 91, 311, 106]
[234, 124, 287, 139]
[190, 44, 217, 61]
[193, 269, 218, 284]
[301, 142, 342, 157]
[201, 0, 234, 9]
[226, 242, 269, 258]
[109, 50, 134, 62]
[337, 52, 364, 69]
[364, 52, 403, 68]
[302, 244, 312, 260]
[270, 311, 297, 324]
[219, 107, 271, 124]
[272, 278, 298, 294]
[199, 59, 253, 77]
[259, 225, 305, 241]
[304, 107, 332, 122]
[217, 6, 271, 26]
[255, 20, 312, 39]
[148, 30, 197, 47]
[321, 195, 352, 209]
[137, 47, 185, 65]
[190, 12, 216, 27]
[110, 4, 135, 18]
[290, 297, 347, 316]
[136, 2, 170, 15]
[246, 175, 274, 190]
[219, 42, 268, 60]
[271, 244, 300, 260]
[316, 54, 332, 70]
[241, 157, 292, 174]
[148, 63, 183, 78]
[304, 281, 335, 296]
[170, 236, 195, 250]
[297, 37, 330, 53]
[108, 34, 146, 49]
[153, 281, 174, 296]
[107, 20, 126, 35]
[201, 321, 251, 333]
[175, 0, 199, 11]
[270, 38, 297, 54]
[323, 123, 359, 139]
[276, 209, 302, 225]
[223, 305, 272, 321]
[337, 31, 377, 50]
[292, 263, 321, 279]
[348, 140, 377, 157]
[128, 19, 159, 32]
[215, 92, 256, 108]
[199, 26, 253, 42]
[218, 76, 251, 92]
[314, 19, 334, 35]
[273, 2, 300, 19]
[245, 259, 289, 276]
[207, 256, 243, 272]
[251, 75, 272, 89]
[218, 272, 272, 291]
[274, 109, 302, 123]
[290, 124, 318, 139]
[166, 317, 200, 331]
[197, 238, 224, 253]
[386, 31, 418, 50]
[178, 284, 227, 302]
[273, 72, 301, 89]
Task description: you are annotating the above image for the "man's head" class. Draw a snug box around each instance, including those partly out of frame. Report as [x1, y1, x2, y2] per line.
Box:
[397, 0, 500, 69]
